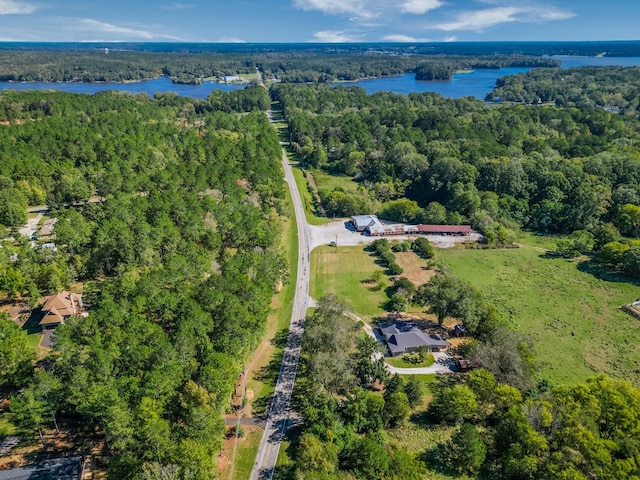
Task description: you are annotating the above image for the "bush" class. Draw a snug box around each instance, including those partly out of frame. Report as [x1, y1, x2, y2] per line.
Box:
[412, 237, 434, 259]
[391, 240, 412, 252]
[387, 292, 408, 312]
[387, 262, 403, 275]
[380, 251, 396, 267]
[393, 276, 416, 296]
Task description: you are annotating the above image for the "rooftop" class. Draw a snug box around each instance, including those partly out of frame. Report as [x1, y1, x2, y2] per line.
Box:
[380, 321, 450, 355]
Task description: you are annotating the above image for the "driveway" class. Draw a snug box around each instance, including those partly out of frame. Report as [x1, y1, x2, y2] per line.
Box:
[18, 212, 44, 240]
[0, 456, 81, 480]
[41, 329, 55, 349]
[308, 219, 482, 251]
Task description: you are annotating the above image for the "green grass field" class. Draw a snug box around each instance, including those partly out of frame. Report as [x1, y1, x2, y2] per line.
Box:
[291, 165, 332, 226]
[311, 245, 389, 319]
[310, 169, 359, 194]
[437, 234, 640, 386]
[229, 428, 263, 480]
[310, 245, 429, 321]
[387, 353, 435, 369]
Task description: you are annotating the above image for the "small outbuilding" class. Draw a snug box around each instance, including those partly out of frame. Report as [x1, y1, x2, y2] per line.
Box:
[453, 324, 466, 338]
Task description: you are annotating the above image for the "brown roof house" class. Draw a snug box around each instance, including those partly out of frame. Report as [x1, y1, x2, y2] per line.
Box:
[39, 291, 82, 330]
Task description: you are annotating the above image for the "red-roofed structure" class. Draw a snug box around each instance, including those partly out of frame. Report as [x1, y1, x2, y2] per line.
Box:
[416, 224, 472, 235]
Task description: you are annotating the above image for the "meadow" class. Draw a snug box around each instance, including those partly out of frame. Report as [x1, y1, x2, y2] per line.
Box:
[437, 234, 640, 386]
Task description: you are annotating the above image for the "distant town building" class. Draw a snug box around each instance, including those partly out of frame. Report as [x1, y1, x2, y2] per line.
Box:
[223, 75, 241, 82]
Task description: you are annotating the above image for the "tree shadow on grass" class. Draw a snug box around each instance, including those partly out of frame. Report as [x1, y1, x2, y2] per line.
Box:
[271, 328, 290, 349]
[576, 259, 640, 287]
[255, 354, 284, 386]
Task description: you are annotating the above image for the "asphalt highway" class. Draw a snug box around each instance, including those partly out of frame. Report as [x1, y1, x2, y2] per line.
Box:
[250, 118, 310, 480]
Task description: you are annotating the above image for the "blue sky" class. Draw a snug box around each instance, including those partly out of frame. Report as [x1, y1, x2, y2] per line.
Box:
[0, 0, 638, 43]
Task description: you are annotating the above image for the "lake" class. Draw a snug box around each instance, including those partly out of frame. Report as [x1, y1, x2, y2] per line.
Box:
[2, 56, 640, 100]
[334, 57, 640, 98]
[0, 76, 246, 99]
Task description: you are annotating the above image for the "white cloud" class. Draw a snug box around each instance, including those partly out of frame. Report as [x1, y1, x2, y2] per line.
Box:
[161, 3, 195, 10]
[311, 30, 359, 42]
[432, 5, 574, 31]
[400, 0, 443, 15]
[383, 34, 431, 42]
[217, 36, 246, 43]
[0, 0, 35, 15]
[294, 0, 444, 19]
[78, 19, 183, 40]
[442, 35, 457, 42]
[294, 0, 368, 17]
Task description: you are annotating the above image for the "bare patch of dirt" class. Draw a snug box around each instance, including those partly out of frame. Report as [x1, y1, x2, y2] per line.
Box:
[394, 252, 435, 286]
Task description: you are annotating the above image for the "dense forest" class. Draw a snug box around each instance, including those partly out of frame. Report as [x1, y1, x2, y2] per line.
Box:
[280, 298, 640, 480]
[0, 86, 286, 478]
[488, 66, 640, 114]
[0, 50, 557, 84]
[272, 83, 640, 276]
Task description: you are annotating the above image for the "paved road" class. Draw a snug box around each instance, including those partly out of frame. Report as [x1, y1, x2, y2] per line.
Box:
[250, 112, 310, 480]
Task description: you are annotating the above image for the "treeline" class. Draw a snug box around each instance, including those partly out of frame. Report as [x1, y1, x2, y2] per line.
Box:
[488, 66, 640, 114]
[272, 84, 640, 248]
[0, 85, 271, 228]
[0, 50, 556, 84]
[285, 299, 640, 480]
[415, 56, 559, 81]
[0, 87, 285, 478]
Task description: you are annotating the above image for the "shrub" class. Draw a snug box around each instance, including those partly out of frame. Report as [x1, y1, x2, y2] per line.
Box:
[387, 262, 403, 275]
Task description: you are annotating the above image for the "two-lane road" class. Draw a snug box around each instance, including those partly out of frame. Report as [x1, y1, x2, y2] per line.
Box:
[250, 117, 310, 479]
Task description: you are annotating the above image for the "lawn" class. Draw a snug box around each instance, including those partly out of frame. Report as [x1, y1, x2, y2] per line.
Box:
[310, 169, 359, 194]
[386, 353, 435, 369]
[310, 245, 389, 320]
[398, 373, 437, 395]
[437, 234, 640, 386]
[310, 245, 431, 321]
[228, 427, 263, 480]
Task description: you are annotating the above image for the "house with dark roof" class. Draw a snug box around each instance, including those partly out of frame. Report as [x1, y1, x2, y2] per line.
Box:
[379, 321, 450, 356]
[39, 291, 82, 330]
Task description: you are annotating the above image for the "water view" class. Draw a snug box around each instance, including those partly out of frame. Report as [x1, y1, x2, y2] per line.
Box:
[0, 75, 246, 99]
[334, 57, 640, 97]
[1, 56, 640, 100]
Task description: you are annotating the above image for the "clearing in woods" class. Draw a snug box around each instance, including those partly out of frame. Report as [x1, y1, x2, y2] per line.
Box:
[437, 233, 640, 386]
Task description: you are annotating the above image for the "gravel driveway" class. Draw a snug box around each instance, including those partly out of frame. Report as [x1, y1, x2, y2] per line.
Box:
[308, 219, 482, 251]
